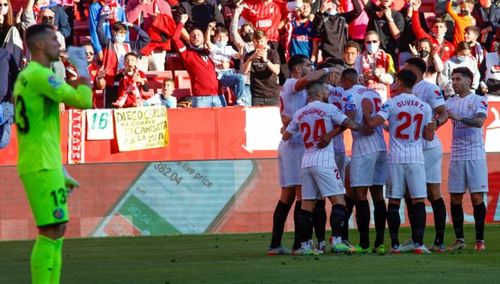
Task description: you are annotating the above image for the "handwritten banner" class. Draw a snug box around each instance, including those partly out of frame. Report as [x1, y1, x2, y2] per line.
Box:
[68, 109, 85, 164]
[114, 106, 169, 152]
[86, 109, 114, 140]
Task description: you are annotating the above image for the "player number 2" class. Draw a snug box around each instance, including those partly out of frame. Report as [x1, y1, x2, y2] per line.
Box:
[50, 188, 67, 207]
[300, 119, 326, 149]
[395, 112, 423, 140]
[15, 96, 30, 134]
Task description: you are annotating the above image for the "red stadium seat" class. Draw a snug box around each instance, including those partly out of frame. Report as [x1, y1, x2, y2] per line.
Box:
[145, 70, 174, 92]
[165, 53, 185, 71]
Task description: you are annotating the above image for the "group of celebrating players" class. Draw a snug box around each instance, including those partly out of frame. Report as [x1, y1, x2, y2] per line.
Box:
[268, 54, 489, 256]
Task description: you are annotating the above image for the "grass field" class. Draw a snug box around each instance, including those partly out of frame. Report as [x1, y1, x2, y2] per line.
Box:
[1, 225, 499, 284]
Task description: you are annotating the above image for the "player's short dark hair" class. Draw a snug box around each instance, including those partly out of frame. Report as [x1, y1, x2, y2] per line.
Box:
[25, 24, 56, 51]
[341, 68, 358, 82]
[288, 54, 310, 70]
[325, 58, 345, 67]
[113, 21, 128, 33]
[405, 57, 427, 74]
[344, 40, 360, 52]
[306, 80, 327, 97]
[396, 69, 418, 89]
[452, 67, 474, 81]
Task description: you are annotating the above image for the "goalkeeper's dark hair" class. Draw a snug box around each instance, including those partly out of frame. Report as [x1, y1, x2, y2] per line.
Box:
[25, 24, 56, 51]
[306, 80, 327, 99]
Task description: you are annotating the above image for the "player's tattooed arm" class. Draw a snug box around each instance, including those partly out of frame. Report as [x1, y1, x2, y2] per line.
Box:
[448, 111, 486, 128]
[317, 126, 346, 148]
[294, 68, 334, 91]
[342, 118, 374, 136]
[281, 114, 292, 133]
[361, 98, 385, 130]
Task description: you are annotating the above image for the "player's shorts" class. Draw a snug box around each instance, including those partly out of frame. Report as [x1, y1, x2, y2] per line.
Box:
[386, 163, 427, 199]
[423, 146, 442, 184]
[278, 141, 304, 187]
[20, 169, 69, 227]
[448, 160, 489, 194]
[350, 151, 387, 187]
[335, 152, 350, 184]
[302, 166, 345, 200]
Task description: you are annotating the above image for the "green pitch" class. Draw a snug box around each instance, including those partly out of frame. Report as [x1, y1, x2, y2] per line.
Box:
[1, 225, 499, 283]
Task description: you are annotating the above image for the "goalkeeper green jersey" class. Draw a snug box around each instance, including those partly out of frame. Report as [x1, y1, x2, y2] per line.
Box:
[14, 61, 92, 176]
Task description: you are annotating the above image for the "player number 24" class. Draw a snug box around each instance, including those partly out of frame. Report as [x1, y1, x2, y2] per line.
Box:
[300, 119, 326, 149]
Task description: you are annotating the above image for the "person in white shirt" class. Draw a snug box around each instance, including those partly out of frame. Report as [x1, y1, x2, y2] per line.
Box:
[363, 69, 435, 254]
[399, 57, 449, 253]
[482, 44, 500, 96]
[206, 24, 250, 106]
[442, 41, 480, 96]
[342, 68, 388, 255]
[445, 67, 488, 252]
[282, 80, 371, 255]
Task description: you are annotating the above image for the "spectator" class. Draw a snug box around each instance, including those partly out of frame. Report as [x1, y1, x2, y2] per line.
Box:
[173, 0, 224, 42]
[464, 26, 486, 66]
[206, 24, 251, 106]
[409, 38, 445, 84]
[355, 30, 395, 101]
[126, 0, 173, 71]
[345, 0, 369, 47]
[481, 43, 500, 96]
[442, 41, 480, 96]
[398, 0, 430, 68]
[362, 0, 405, 62]
[112, 52, 150, 108]
[472, 0, 499, 51]
[343, 40, 360, 69]
[172, 14, 226, 108]
[89, 0, 127, 60]
[241, 30, 281, 106]
[145, 78, 178, 107]
[282, 0, 317, 60]
[82, 44, 106, 93]
[98, 19, 150, 108]
[412, 0, 455, 62]
[34, 0, 71, 40]
[39, 7, 65, 50]
[231, 5, 255, 55]
[446, 0, 475, 47]
[311, 0, 363, 62]
[57, 0, 76, 47]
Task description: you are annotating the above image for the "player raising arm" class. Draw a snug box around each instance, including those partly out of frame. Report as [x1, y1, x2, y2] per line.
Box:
[363, 70, 435, 254]
[282, 81, 371, 255]
[445, 67, 488, 252]
[14, 24, 93, 284]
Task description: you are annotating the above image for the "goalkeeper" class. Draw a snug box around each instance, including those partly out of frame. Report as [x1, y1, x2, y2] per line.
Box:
[14, 24, 93, 284]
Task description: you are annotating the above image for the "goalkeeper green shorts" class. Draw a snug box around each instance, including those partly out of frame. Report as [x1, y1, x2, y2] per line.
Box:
[20, 169, 69, 227]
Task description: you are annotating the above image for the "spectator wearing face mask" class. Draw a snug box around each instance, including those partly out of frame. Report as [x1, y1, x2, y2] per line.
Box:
[442, 41, 480, 96]
[206, 24, 251, 106]
[398, 0, 430, 69]
[412, 0, 455, 62]
[98, 19, 150, 108]
[231, 5, 255, 56]
[311, 0, 363, 62]
[409, 38, 445, 85]
[355, 30, 395, 101]
[446, 0, 476, 47]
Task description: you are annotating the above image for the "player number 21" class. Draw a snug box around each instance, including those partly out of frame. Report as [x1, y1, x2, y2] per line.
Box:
[395, 112, 423, 140]
[300, 119, 326, 149]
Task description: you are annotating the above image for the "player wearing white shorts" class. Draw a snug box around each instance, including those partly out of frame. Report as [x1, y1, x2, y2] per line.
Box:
[341, 68, 388, 254]
[401, 58, 449, 252]
[445, 67, 489, 252]
[269, 55, 334, 255]
[363, 69, 435, 254]
[282, 81, 371, 255]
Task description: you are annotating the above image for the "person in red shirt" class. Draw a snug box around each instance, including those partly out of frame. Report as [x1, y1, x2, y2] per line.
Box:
[172, 14, 225, 108]
[412, 0, 455, 62]
[112, 52, 150, 108]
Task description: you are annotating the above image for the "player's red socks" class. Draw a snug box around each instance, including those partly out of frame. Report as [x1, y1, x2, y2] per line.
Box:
[473, 202, 486, 241]
[387, 203, 401, 247]
[270, 201, 292, 248]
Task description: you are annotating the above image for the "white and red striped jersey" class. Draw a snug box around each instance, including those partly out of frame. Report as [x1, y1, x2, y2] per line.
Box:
[280, 78, 308, 144]
[445, 92, 488, 161]
[344, 85, 387, 156]
[327, 85, 346, 154]
[241, 0, 288, 42]
[378, 93, 433, 164]
[412, 80, 445, 150]
[287, 101, 348, 168]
